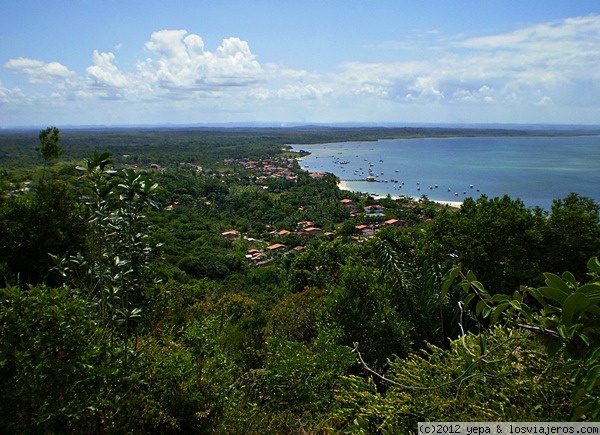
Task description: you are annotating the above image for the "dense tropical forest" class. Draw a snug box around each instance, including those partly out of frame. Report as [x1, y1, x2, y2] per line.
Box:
[0, 126, 599, 433]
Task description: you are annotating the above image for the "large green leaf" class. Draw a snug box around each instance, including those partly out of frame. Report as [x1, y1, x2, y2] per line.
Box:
[544, 272, 573, 296]
[556, 323, 569, 340]
[491, 302, 510, 324]
[538, 286, 569, 305]
[509, 300, 522, 310]
[587, 256, 600, 274]
[562, 271, 578, 286]
[562, 292, 590, 328]
[470, 280, 490, 299]
[542, 304, 561, 316]
[576, 282, 600, 301]
[526, 286, 548, 306]
[463, 292, 475, 306]
[491, 293, 510, 302]
[475, 300, 487, 317]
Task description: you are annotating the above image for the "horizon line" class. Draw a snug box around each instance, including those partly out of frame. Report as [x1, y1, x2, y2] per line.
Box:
[3, 121, 600, 131]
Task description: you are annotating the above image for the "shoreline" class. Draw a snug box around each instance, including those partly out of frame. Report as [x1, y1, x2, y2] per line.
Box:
[337, 179, 463, 208]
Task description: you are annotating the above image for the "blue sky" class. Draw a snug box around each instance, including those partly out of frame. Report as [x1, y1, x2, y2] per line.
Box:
[1, 0, 600, 127]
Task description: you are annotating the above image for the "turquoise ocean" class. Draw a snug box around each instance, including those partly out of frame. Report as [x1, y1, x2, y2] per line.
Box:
[291, 135, 600, 210]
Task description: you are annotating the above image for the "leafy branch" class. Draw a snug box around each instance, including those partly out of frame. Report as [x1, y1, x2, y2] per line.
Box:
[352, 332, 523, 391]
[442, 257, 600, 421]
[54, 152, 160, 368]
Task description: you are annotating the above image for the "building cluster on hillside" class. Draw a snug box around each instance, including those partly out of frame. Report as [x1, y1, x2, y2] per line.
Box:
[308, 172, 328, 180]
[221, 219, 333, 266]
[223, 157, 298, 183]
[343, 199, 409, 237]
[157, 156, 433, 266]
[219, 197, 416, 266]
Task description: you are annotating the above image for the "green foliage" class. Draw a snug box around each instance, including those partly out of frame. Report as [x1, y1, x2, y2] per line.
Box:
[288, 238, 358, 292]
[0, 179, 87, 287]
[421, 194, 600, 297]
[543, 193, 600, 281]
[323, 260, 414, 368]
[370, 237, 455, 348]
[1, 285, 224, 433]
[265, 334, 356, 409]
[244, 265, 288, 308]
[334, 327, 571, 433]
[221, 333, 356, 433]
[419, 195, 546, 293]
[36, 126, 64, 163]
[177, 247, 243, 280]
[266, 286, 324, 343]
[212, 293, 268, 369]
[55, 153, 160, 339]
[129, 336, 220, 432]
[1, 127, 599, 431]
[0, 285, 110, 432]
[444, 258, 600, 420]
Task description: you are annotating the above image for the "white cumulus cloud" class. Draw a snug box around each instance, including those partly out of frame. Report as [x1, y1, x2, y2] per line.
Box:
[4, 58, 81, 89]
[138, 30, 262, 90]
[87, 51, 129, 88]
[3, 15, 600, 125]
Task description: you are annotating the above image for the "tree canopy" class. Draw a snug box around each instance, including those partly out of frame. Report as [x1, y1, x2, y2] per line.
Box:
[36, 126, 64, 163]
[1, 127, 599, 432]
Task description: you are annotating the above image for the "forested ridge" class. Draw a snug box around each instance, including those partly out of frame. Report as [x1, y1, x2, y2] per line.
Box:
[0, 127, 599, 433]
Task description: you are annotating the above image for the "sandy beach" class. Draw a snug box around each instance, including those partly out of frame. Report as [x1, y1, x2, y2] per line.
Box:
[337, 180, 463, 208]
[337, 180, 350, 191]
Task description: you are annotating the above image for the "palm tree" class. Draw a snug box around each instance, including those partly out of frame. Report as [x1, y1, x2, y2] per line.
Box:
[373, 238, 457, 348]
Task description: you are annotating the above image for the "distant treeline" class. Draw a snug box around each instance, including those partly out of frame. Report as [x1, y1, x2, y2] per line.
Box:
[2, 126, 599, 170]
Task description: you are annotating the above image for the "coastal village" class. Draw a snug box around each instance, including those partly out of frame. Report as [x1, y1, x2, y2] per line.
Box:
[196, 155, 437, 266]
[221, 207, 409, 267]
[5, 151, 446, 271]
[0, 147, 445, 274]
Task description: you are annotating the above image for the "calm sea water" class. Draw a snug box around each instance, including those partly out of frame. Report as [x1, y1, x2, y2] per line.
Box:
[291, 135, 600, 210]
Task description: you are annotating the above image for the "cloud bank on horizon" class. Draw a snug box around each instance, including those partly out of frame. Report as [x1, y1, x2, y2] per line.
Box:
[2, 13, 600, 126]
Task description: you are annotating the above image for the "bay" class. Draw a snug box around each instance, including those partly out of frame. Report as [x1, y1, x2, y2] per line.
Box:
[291, 135, 600, 210]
